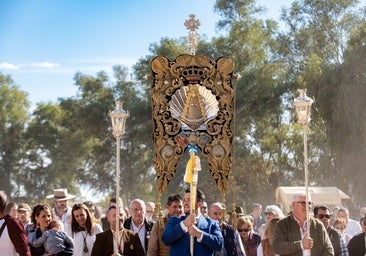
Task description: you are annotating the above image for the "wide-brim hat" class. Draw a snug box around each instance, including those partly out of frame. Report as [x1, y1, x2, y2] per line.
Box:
[46, 188, 76, 201]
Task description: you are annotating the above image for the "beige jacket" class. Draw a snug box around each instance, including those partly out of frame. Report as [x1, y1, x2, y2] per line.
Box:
[147, 217, 169, 256]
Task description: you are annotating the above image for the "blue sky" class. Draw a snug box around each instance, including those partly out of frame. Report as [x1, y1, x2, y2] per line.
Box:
[1, 0, 361, 108]
[0, 0, 295, 201]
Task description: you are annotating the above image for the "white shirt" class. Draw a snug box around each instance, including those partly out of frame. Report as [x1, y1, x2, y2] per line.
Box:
[72, 223, 103, 256]
[52, 207, 72, 237]
[293, 214, 310, 256]
[131, 221, 146, 252]
[346, 218, 362, 237]
[0, 218, 18, 256]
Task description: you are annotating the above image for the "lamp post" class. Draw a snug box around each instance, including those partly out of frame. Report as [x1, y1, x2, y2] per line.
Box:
[109, 101, 129, 254]
[294, 89, 314, 254]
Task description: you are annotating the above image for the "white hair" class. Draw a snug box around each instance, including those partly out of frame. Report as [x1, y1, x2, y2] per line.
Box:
[292, 192, 312, 202]
[146, 201, 155, 208]
[130, 198, 146, 210]
[264, 205, 285, 218]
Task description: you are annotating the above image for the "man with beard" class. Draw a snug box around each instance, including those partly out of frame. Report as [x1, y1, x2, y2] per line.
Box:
[91, 205, 145, 256]
[183, 190, 191, 216]
[162, 188, 223, 256]
[46, 188, 76, 236]
[314, 205, 349, 256]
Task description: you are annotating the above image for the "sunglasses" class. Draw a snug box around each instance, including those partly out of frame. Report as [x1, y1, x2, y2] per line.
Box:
[296, 201, 312, 207]
[317, 214, 331, 219]
[264, 212, 274, 215]
[238, 228, 251, 233]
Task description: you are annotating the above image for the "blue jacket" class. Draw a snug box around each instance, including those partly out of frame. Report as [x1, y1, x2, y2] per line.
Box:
[162, 215, 223, 256]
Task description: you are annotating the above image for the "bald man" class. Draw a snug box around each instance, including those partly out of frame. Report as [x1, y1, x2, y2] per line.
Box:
[208, 202, 245, 256]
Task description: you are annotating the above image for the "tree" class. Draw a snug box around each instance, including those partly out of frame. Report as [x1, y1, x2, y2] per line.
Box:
[279, 0, 363, 202]
[21, 67, 155, 204]
[213, 0, 293, 207]
[313, 23, 366, 205]
[0, 73, 29, 198]
[23, 102, 81, 199]
[3, 0, 365, 209]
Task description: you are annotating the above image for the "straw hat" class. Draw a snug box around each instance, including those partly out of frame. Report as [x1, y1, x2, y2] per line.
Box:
[46, 188, 76, 201]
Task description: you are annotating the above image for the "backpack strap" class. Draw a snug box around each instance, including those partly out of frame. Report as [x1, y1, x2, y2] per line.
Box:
[0, 217, 8, 238]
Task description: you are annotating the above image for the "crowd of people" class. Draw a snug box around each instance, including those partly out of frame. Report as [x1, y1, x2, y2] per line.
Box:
[1, 187, 366, 256]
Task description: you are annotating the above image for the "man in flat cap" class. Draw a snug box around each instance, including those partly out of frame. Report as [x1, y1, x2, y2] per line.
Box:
[46, 188, 76, 236]
[17, 203, 32, 234]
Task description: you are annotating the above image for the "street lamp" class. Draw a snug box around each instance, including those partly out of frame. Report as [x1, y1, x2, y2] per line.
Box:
[294, 89, 314, 254]
[109, 101, 129, 254]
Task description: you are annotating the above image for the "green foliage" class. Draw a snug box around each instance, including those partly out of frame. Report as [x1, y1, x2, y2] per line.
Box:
[2, 0, 366, 210]
[212, 0, 293, 208]
[24, 103, 80, 199]
[278, 0, 365, 209]
[0, 73, 29, 197]
[313, 23, 366, 204]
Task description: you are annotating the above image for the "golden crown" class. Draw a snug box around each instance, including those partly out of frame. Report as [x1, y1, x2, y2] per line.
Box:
[181, 66, 205, 84]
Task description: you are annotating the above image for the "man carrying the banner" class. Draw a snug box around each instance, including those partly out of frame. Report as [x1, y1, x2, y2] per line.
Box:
[162, 188, 223, 256]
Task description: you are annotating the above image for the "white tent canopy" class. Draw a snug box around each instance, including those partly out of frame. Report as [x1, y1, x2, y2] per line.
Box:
[275, 186, 350, 214]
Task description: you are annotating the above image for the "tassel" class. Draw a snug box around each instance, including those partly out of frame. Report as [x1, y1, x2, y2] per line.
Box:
[184, 151, 196, 183]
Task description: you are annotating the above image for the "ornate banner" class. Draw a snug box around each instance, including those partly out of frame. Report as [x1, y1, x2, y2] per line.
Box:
[150, 53, 235, 194]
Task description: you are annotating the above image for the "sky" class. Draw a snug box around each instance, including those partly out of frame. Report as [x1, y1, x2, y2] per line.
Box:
[1, 0, 365, 108]
[0, 0, 297, 108]
[0, 0, 300, 202]
[2, 1, 365, 201]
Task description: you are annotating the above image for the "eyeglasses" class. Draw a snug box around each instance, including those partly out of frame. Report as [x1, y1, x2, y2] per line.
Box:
[296, 201, 312, 207]
[264, 212, 273, 215]
[238, 228, 251, 233]
[317, 214, 331, 219]
[146, 210, 153, 214]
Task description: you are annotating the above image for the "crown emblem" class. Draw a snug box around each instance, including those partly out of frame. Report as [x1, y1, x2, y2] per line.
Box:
[181, 66, 205, 84]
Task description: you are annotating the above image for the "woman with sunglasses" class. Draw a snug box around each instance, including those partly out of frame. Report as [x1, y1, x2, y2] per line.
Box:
[237, 215, 261, 256]
[258, 205, 284, 238]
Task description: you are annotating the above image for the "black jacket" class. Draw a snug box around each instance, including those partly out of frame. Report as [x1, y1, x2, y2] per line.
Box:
[91, 228, 145, 256]
[123, 217, 154, 253]
[348, 232, 365, 256]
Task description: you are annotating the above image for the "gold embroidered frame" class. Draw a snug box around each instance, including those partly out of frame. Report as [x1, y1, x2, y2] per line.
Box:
[150, 54, 235, 194]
